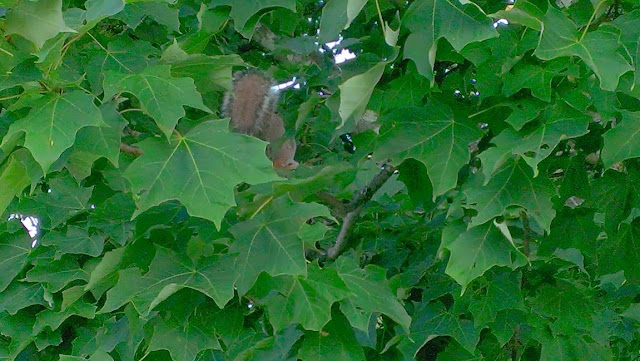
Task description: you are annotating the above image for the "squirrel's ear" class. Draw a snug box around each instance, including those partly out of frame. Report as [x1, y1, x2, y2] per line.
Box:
[273, 139, 298, 170]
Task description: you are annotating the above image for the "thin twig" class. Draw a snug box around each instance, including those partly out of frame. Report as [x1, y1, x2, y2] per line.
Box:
[326, 164, 396, 260]
[120, 143, 143, 156]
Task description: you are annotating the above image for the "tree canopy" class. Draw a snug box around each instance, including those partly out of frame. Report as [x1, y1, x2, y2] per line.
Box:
[1, 0, 640, 360]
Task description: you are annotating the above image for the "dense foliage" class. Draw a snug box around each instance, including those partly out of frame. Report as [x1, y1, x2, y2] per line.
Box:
[1, 0, 640, 359]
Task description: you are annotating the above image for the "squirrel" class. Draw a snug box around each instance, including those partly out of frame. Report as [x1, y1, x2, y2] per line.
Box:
[222, 71, 298, 170]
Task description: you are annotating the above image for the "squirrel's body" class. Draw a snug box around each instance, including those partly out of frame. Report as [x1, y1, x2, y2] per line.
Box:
[222, 71, 298, 170]
[222, 72, 278, 137]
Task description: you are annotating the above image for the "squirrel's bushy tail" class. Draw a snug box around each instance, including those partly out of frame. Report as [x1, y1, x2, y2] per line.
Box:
[222, 71, 279, 137]
[222, 71, 298, 170]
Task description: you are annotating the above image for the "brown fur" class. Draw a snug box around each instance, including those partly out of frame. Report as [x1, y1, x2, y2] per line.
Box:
[224, 72, 276, 136]
[223, 71, 297, 170]
[271, 138, 298, 170]
[260, 112, 285, 143]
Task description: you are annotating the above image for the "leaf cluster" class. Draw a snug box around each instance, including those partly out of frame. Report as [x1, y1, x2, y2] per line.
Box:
[1, 0, 640, 360]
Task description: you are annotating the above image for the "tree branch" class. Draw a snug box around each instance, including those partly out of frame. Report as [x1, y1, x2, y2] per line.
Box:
[316, 191, 347, 217]
[120, 143, 143, 156]
[326, 164, 396, 260]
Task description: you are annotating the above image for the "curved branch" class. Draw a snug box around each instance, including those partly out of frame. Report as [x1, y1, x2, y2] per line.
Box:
[326, 164, 396, 260]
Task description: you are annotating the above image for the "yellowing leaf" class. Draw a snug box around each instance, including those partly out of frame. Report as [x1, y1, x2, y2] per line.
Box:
[124, 119, 280, 228]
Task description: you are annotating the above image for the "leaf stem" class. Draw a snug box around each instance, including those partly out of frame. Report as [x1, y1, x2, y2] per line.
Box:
[375, 0, 386, 38]
[468, 103, 502, 118]
[0, 93, 23, 101]
[579, 0, 606, 41]
[119, 108, 144, 114]
[0, 46, 14, 57]
[248, 196, 273, 219]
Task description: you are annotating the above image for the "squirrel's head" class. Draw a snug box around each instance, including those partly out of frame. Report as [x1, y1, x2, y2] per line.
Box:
[272, 138, 298, 170]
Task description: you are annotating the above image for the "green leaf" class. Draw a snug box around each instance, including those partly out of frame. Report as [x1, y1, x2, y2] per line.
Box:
[25, 255, 89, 293]
[12, 172, 93, 230]
[465, 158, 557, 232]
[87, 193, 136, 247]
[534, 6, 632, 91]
[502, 60, 568, 102]
[335, 256, 411, 333]
[621, 303, 640, 322]
[479, 100, 590, 179]
[100, 246, 236, 315]
[0, 282, 48, 315]
[538, 208, 599, 257]
[259, 262, 351, 331]
[0, 231, 32, 292]
[0, 149, 41, 215]
[536, 329, 613, 361]
[233, 325, 302, 361]
[84, 0, 126, 25]
[585, 167, 640, 234]
[403, 0, 497, 81]
[160, 41, 246, 93]
[1, 91, 105, 172]
[212, 0, 296, 31]
[606, 10, 640, 90]
[66, 102, 127, 181]
[41, 225, 105, 259]
[442, 222, 527, 292]
[533, 284, 595, 334]
[396, 301, 481, 357]
[318, 0, 367, 43]
[148, 304, 221, 361]
[103, 65, 211, 138]
[4, 0, 74, 48]
[228, 197, 331, 294]
[502, 98, 547, 131]
[32, 300, 96, 336]
[0, 60, 42, 92]
[601, 111, 640, 167]
[338, 62, 386, 131]
[124, 119, 280, 228]
[490, 0, 544, 30]
[597, 219, 640, 284]
[0, 311, 36, 358]
[115, 2, 180, 32]
[85, 36, 158, 94]
[467, 271, 525, 327]
[374, 103, 482, 197]
[298, 310, 365, 361]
